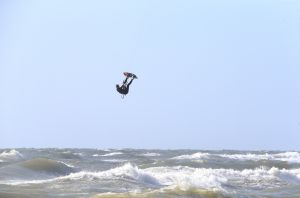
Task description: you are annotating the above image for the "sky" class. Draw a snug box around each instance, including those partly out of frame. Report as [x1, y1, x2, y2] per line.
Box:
[0, 0, 300, 150]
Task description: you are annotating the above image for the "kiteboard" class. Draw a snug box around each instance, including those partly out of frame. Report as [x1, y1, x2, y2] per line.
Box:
[123, 72, 138, 79]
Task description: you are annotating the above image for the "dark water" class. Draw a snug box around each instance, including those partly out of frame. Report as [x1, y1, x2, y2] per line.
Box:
[0, 149, 300, 198]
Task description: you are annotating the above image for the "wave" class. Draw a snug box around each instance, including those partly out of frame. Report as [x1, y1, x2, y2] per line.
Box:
[58, 151, 82, 159]
[0, 158, 76, 183]
[78, 163, 300, 191]
[140, 152, 161, 157]
[5, 162, 300, 192]
[93, 152, 123, 157]
[172, 152, 210, 160]
[273, 152, 300, 163]
[172, 152, 300, 164]
[20, 158, 75, 175]
[218, 152, 300, 163]
[101, 159, 128, 163]
[0, 149, 23, 162]
[57, 163, 160, 186]
[101, 152, 123, 157]
[2, 163, 159, 186]
[148, 166, 300, 190]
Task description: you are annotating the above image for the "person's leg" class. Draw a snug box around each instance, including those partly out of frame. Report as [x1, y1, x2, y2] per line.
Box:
[124, 78, 133, 94]
[126, 78, 134, 89]
[123, 77, 129, 85]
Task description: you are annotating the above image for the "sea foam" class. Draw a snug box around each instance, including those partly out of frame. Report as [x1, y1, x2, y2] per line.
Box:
[141, 153, 161, 157]
[172, 152, 300, 164]
[0, 150, 23, 162]
[3, 162, 300, 192]
[172, 152, 210, 160]
[56, 164, 300, 191]
[101, 152, 123, 157]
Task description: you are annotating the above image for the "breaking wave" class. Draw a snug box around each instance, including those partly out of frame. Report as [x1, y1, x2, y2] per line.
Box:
[2, 149, 300, 197]
[4, 163, 300, 192]
[93, 152, 124, 157]
[0, 149, 23, 162]
[101, 159, 128, 163]
[101, 152, 123, 157]
[141, 152, 161, 157]
[56, 163, 159, 186]
[172, 152, 210, 160]
[58, 151, 82, 159]
[172, 152, 300, 164]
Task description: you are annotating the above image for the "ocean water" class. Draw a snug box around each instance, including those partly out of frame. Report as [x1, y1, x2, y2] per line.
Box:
[0, 149, 300, 198]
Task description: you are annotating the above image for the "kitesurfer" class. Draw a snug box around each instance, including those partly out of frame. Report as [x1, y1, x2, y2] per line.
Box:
[116, 76, 134, 96]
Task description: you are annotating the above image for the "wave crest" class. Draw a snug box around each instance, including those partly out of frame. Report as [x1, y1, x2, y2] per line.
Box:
[101, 152, 123, 157]
[4, 162, 300, 191]
[0, 150, 23, 162]
[60, 163, 159, 186]
[172, 152, 300, 164]
[20, 158, 75, 175]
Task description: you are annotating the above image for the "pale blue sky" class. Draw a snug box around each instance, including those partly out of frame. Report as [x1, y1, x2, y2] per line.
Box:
[1, 0, 300, 150]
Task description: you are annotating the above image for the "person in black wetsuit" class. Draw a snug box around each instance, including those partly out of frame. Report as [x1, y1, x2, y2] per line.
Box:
[116, 76, 134, 96]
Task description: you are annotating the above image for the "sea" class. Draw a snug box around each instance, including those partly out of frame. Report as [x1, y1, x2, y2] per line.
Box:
[0, 149, 300, 198]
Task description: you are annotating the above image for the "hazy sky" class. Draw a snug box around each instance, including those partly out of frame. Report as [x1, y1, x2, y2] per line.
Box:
[1, 0, 300, 150]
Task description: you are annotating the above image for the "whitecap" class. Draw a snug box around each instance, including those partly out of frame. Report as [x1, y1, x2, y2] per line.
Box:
[141, 153, 161, 157]
[54, 163, 160, 186]
[101, 152, 123, 157]
[219, 153, 273, 161]
[101, 159, 128, 163]
[4, 162, 300, 191]
[172, 152, 300, 164]
[0, 150, 23, 162]
[273, 152, 300, 164]
[172, 152, 210, 160]
[218, 152, 300, 164]
[148, 166, 293, 191]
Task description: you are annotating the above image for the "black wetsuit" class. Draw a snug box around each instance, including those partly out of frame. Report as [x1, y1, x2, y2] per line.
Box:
[116, 77, 134, 95]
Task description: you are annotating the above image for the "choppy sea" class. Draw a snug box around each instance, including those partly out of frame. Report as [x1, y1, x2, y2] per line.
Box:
[0, 149, 300, 198]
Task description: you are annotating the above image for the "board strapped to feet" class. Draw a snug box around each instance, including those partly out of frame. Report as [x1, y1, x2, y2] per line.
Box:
[123, 72, 138, 79]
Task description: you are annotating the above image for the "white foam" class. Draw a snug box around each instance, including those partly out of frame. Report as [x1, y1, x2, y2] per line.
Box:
[101, 152, 123, 157]
[2, 163, 158, 186]
[54, 163, 159, 186]
[101, 159, 128, 163]
[93, 152, 124, 157]
[145, 166, 227, 191]
[219, 152, 300, 164]
[273, 152, 300, 164]
[172, 152, 210, 160]
[0, 150, 23, 162]
[219, 153, 273, 161]
[171, 152, 300, 164]
[141, 153, 161, 157]
[57, 160, 75, 168]
[146, 166, 300, 191]
[3, 163, 300, 191]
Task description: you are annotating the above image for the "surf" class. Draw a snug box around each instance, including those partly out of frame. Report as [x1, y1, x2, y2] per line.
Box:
[0, 158, 76, 183]
[0, 149, 23, 162]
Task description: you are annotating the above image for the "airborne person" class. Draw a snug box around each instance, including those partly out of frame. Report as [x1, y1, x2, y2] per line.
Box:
[116, 72, 137, 98]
